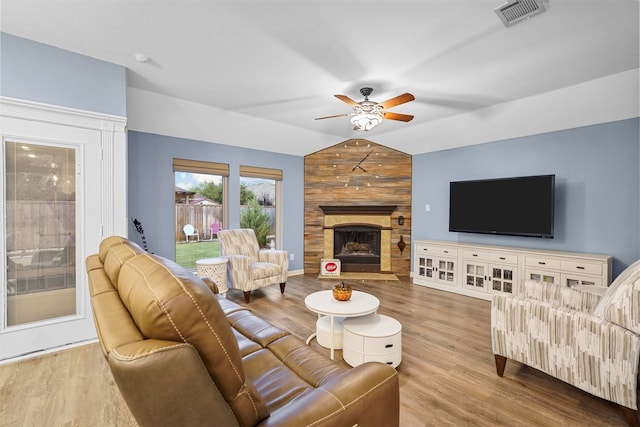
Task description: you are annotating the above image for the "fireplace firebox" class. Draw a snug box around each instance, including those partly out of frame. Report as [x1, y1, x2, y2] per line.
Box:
[321, 205, 396, 276]
[334, 226, 381, 273]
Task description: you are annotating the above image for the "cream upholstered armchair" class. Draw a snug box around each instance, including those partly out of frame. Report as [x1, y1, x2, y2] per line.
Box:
[492, 260, 640, 426]
[217, 228, 288, 303]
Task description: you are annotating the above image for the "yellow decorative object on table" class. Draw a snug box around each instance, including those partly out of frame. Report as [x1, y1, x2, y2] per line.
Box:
[333, 282, 352, 301]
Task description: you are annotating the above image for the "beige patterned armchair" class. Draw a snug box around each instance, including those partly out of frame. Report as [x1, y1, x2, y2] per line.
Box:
[492, 260, 640, 426]
[217, 228, 288, 303]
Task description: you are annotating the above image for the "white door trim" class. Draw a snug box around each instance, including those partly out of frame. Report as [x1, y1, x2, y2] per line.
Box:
[0, 96, 127, 361]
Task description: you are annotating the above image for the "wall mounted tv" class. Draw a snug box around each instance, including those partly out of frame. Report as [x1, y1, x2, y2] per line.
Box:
[449, 174, 555, 238]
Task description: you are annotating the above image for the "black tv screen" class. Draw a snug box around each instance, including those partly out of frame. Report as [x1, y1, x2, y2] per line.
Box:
[449, 174, 555, 238]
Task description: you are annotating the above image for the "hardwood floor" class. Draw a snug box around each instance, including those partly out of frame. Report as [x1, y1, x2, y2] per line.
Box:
[0, 275, 629, 426]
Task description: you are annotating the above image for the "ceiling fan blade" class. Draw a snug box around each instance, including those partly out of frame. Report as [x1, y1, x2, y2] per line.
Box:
[383, 112, 414, 122]
[334, 94, 359, 107]
[315, 113, 350, 120]
[379, 93, 415, 109]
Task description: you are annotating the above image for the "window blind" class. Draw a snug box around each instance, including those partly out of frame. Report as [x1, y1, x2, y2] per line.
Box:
[173, 158, 229, 176]
[239, 165, 282, 180]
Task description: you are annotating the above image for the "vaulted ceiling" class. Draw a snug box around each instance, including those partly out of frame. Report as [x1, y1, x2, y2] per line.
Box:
[2, 1, 638, 156]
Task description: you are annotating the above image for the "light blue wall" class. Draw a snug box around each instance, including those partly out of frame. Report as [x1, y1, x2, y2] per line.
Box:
[412, 118, 640, 277]
[127, 131, 305, 270]
[0, 33, 127, 116]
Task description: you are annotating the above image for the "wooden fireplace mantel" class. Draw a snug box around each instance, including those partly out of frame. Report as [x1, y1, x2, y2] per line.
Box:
[320, 205, 397, 216]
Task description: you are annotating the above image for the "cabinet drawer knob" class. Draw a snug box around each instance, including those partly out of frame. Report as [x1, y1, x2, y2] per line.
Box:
[386, 361, 393, 365]
[499, 257, 506, 260]
[576, 266, 585, 270]
[385, 344, 394, 348]
[538, 261, 546, 265]
[444, 250, 449, 254]
[472, 254, 478, 257]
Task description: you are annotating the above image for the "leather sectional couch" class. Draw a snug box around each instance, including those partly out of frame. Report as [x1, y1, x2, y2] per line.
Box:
[86, 236, 399, 427]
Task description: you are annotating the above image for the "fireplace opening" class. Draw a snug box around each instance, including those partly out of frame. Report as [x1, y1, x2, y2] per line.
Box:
[334, 226, 381, 273]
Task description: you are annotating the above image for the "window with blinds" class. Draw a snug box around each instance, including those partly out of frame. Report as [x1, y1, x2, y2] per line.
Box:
[173, 158, 228, 268]
[239, 165, 282, 249]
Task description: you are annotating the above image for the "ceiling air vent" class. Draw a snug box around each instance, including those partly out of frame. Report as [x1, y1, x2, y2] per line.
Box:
[495, 0, 547, 27]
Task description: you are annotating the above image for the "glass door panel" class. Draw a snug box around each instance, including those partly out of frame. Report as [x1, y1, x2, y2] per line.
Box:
[5, 142, 76, 326]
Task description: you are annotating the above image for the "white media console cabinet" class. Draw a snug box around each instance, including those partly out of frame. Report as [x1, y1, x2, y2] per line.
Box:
[413, 240, 612, 301]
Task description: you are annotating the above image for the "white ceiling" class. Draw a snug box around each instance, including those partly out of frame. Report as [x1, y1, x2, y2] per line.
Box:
[2, 1, 639, 156]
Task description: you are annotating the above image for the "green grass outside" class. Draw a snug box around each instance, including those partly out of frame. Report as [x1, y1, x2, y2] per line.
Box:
[175, 240, 221, 268]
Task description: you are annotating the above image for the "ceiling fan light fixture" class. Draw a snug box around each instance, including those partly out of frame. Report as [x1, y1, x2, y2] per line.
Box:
[316, 87, 414, 130]
[350, 112, 383, 131]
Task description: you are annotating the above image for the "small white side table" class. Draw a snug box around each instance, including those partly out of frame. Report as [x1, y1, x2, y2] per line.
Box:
[343, 314, 402, 368]
[196, 257, 228, 297]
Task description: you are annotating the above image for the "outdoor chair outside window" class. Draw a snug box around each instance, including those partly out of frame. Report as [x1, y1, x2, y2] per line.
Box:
[182, 224, 199, 242]
[210, 223, 220, 240]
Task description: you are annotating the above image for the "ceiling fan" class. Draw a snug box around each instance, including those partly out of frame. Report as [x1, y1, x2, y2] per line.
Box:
[315, 87, 415, 131]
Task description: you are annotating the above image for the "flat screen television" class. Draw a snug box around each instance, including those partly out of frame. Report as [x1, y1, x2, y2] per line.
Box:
[449, 174, 555, 238]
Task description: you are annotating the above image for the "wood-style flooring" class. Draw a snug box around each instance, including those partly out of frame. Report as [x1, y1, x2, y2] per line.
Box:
[0, 274, 630, 426]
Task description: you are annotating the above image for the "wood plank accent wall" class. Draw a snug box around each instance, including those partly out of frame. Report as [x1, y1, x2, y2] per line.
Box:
[304, 139, 412, 276]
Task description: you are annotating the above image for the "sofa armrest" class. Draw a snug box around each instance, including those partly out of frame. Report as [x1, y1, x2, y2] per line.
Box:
[258, 362, 399, 427]
[492, 295, 640, 410]
[109, 339, 240, 427]
[201, 276, 219, 294]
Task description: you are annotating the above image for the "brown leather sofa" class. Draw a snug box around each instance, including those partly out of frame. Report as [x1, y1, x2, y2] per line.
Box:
[86, 236, 399, 427]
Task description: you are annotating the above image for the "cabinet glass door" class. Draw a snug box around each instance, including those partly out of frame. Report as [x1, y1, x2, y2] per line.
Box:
[464, 262, 485, 289]
[418, 256, 435, 279]
[563, 274, 602, 288]
[491, 266, 516, 293]
[438, 259, 455, 284]
[527, 269, 559, 284]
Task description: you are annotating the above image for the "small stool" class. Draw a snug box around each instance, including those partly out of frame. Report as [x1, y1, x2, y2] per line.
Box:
[343, 314, 402, 368]
[196, 257, 228, 297]
[316, 316, 345, 349]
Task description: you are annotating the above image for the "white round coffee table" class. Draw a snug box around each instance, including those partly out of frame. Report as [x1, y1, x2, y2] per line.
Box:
[304, 290, 380, 360]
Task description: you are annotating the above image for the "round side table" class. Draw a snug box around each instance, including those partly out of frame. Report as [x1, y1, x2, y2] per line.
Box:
[196, 257, 228, 297]
[343, 314, 402, 368]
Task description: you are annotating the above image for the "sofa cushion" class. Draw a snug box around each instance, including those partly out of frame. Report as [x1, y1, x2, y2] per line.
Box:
[99, 235, 136, 262]
[103, 243, 145, 289]
[117, 252, 269, 427]
[226, 309, 289, 347]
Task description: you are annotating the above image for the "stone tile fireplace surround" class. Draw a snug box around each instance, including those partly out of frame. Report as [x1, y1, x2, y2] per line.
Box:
[321, 205, 396, 274]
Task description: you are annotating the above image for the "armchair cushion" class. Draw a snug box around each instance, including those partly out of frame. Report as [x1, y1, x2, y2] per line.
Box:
[252, 263, 282, 280]
[219, 229, 260, 260]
